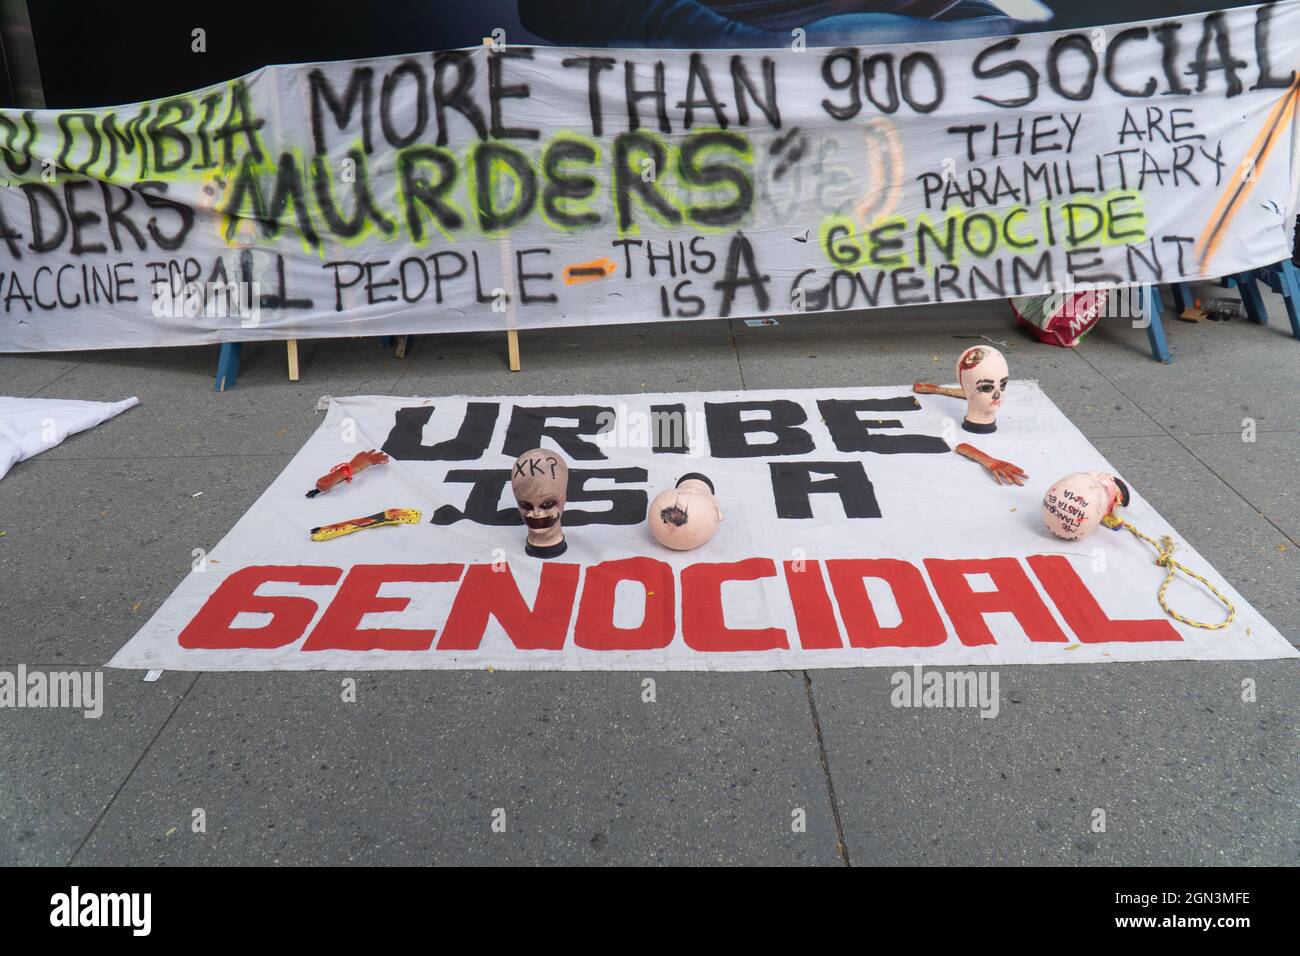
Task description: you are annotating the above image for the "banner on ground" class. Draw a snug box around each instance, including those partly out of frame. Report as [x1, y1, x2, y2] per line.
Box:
[0, 395, 138, 479]
[109, 385, 1297, 670]
[2, 3, 1300, 352]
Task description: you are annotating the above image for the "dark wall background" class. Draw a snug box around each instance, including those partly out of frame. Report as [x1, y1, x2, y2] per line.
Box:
[6, 0, 1273, 109]
[21, 0, 539, 108]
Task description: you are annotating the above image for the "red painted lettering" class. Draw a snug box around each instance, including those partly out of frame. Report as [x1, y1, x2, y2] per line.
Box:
[302, 563, 463, 651]
[179, 565, 342, 649]
[924, 558, 1069, 646]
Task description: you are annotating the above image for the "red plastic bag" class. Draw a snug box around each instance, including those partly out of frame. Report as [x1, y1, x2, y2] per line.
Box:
[1011, 289, 1109, 347]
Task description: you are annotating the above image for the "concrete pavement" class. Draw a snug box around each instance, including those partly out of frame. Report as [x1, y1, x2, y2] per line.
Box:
[1, 289, 1296, 865]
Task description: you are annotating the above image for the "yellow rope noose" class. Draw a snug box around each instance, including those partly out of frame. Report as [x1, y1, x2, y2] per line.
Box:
[1101, 515, 1236, 631]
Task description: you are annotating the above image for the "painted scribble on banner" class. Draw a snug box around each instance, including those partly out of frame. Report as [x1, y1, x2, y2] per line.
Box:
[1, 2, 1297, 350]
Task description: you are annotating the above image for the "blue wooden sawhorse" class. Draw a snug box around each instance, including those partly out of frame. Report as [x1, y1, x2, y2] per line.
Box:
[217, 309, 1176, 381]
[210, 270, 1297, 384]
[1138, 285, 1172, 363]
[214, 337, 401, 390]
[215, 342, 243, 391]
[1223, 260, 1300, 340]
[1133, 260, 1300, 365]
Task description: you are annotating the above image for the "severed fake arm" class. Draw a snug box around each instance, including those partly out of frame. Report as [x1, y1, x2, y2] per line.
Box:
[955, 443, 1027, 486]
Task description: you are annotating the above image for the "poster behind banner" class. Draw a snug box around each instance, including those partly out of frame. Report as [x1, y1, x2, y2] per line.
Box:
[2, 2, 1300, 352]
[109, 385, 1297, 671]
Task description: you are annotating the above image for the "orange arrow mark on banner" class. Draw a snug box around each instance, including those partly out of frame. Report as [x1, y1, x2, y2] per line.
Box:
[1196, 77, 1300, 273]
[855, 118, 905, 227]
[563, 257, 618, 285]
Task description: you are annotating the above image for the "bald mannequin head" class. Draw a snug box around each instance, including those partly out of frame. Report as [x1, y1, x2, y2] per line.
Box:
[510, 448, 569, 558]
[648, 473, 724, 551]
[956, 345, 1009, 433]
[1042, 471, 1130, 540]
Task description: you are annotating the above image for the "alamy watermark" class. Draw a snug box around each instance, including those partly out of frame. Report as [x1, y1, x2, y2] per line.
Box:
[594, 403, 706, 456]
[890, 665, 1000, 718]
[151, 280, 261, 327]
[0, 665, 103, 718]
[50, 886, 150, 935]
[1037, 277, 1146, 325]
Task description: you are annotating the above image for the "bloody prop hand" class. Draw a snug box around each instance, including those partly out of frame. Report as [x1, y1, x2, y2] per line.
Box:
[955, 443, 1027, 486]
[913, 382, 965, 399]
[306, 449, 390, 498]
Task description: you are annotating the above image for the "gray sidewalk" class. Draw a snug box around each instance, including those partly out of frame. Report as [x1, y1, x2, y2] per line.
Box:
[1, 293, 1297, 865]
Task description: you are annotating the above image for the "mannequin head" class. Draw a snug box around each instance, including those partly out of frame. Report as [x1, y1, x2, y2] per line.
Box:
[956, 345, 1009, 433]
[1042, 471, 1130, 540]
[510, 448, 569, 558]
[647, 473, 724, 551]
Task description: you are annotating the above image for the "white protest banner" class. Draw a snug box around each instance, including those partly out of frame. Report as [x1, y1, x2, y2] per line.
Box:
[2, 3, 1300, 352]
[0, 395, 137, 479]
[109, 385, 1297, 671]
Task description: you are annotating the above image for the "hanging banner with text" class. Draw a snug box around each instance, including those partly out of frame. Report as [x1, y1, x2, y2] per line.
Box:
[2, 2, 1299, 352]
[109, 385, 1297, 671]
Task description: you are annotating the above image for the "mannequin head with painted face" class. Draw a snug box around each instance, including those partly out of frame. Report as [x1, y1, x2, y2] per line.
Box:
[510, 448, 569, 558]
[956, 345, 1009, 433]
[1042, 471, 1130, 540]
[648, 473, 724, 551]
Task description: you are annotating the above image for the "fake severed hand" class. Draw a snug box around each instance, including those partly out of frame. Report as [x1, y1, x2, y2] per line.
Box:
[348, 449, 390, 471]
[955, 443, 1027, 486]
[307, 449, 390, 497]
